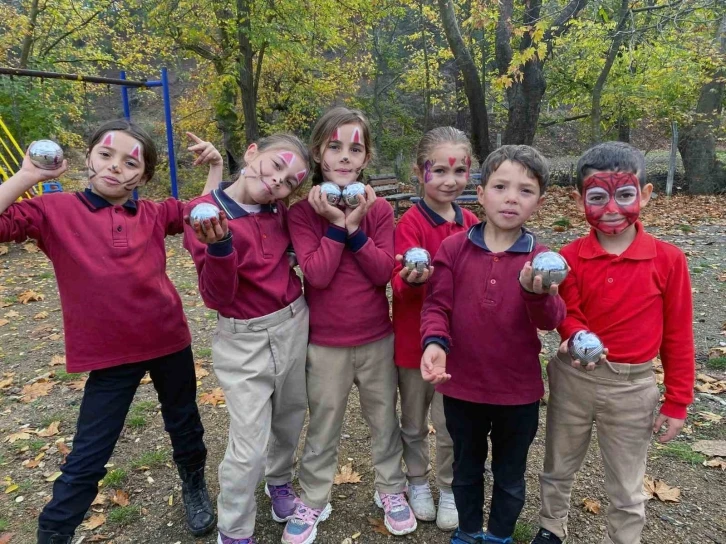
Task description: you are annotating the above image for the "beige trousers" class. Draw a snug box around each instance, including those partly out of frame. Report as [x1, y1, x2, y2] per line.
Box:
[538, 353, 659, 544]
[298, 334, 407, 509]
[398, 366, 454, 493]
[212, 297, 309, 539]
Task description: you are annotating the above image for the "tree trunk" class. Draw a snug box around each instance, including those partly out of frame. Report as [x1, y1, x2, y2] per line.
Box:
[590, 0, 630, 143]
[679, 13, 726, 194]
[236, 0, 259, 144]
[216, 76, 243, 175]
[420, 0, 431, 131]
[437, 0, 490, 160]
[19, 0, 41, 68]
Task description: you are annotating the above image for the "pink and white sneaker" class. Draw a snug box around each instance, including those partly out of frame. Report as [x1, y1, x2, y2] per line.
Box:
[374, 490, 418, 535]
[281, 499, 332, 544]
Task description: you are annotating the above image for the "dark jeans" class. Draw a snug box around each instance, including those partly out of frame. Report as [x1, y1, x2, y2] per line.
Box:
[38, 346, 207, 536]
[444, 395, 539, 538]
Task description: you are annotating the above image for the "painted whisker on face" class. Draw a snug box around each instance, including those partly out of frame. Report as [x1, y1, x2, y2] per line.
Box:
[322, 160, 332, 173]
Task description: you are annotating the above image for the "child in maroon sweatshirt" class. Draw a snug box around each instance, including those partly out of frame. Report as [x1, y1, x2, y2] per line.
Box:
[283, 107, 416, 544]
[420, 145, 565, 544]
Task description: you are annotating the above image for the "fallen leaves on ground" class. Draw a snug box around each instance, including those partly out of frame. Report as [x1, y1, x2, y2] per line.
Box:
[81, 513, 106, 530]
[67, 376, 88, 391]
[21, 380, 56, 402]
[691, 440, 726, 457]
[33, 311, 49, 320]
[199, 387, 225, 406]
[0, 373, 14, 388]
[703, 458, 726, 470]
[643, 475, 681, 502]
[0, 245, 8, 256]
[56, 439, 71, 462]
[22, 243, 40, 253]
[368, 517, 391, 536]
[49, 355, 65, 366]
[0, 533, 15, 544]
[582, 498, 601, 514]
[5, 431, 32, 443]
[18, 290, 44, 304]
[37, 421, 60, 437]
[334, 464, 362, 485]
[195, 363, 209, 379]
[111, 489, 130, 507]
[3, 310, 19, 318]
[694, 373, 726, 394]
[92, 493, 108, 506]
[697, 411, 722, 423]
[428, 424, 436, 434]
[0, 319, 9, 328]
[45, 471, 62, 482]
[709, 346, 726, 359]
[140, 373, 152, 385]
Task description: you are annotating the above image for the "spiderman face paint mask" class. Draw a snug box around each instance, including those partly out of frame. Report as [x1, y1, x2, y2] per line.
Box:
[582, 172, 641, 235]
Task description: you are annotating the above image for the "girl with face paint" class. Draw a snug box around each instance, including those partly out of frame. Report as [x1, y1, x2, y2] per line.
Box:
[0, 119, 224, 544]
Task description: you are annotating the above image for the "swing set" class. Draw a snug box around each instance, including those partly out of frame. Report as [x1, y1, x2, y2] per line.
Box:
[0, 67, 181, 198]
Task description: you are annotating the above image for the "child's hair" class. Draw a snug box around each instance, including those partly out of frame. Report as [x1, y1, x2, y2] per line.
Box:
[308, 106, 373, 184]
[481, 145, 550, 194]
[576, 141, 646, 192]
[240, 133, 311, 188]
[87, 120, 158, 182]
[415, 126, 472, 172]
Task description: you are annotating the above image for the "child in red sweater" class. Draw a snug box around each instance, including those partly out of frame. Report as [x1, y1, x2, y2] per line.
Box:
[392, 127, 479, 530]
[421, 145, 566, 544]
[283, 107, 416, 544]
[532, 142, 695, 544]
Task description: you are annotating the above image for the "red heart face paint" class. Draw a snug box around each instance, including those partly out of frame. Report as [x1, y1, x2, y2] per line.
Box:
[582, 172, 641, 235]
[448, 157, 456, 167]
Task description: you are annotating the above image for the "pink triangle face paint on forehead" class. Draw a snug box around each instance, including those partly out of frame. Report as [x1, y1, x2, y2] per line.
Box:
[101, 133, 114, 147]
[295, 169, 307, 183]
[278, 152, 295, 166]
[130, 144, 141, 160]
[351, 128, 361, 144]
[331, 128, 340, 142]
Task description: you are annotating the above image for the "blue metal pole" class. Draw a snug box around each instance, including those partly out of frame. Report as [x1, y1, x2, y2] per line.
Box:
[120, 71, 131, 120]
[160, 67, 178, 199]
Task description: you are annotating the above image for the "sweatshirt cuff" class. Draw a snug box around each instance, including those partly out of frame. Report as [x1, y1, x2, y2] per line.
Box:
[660, 399, 688, 420]
[325, 224, 347, 244]
[347, 228, 368, 252]
[207, 232, 233, 257]
[423, 336, 450, 354]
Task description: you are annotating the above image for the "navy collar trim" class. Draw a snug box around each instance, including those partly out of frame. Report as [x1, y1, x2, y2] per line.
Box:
[467, 222, 536, 253]
[417, 199, 465, 227]
[77, 188, 137, 213]
[211, 181, 276, 219]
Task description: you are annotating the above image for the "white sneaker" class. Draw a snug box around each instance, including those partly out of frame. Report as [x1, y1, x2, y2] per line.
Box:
[406, 483, 436, 521]
[436, 490, 458, 530]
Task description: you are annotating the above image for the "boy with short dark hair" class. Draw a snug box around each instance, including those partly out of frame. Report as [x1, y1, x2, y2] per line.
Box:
[420, 145, 566, 544]
[531, 141, 695, 544]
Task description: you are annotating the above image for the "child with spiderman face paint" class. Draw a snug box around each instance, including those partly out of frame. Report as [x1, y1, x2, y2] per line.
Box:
[531, 142, 695, 544]
[183, 133, 311, 544]
[282, 107, 417, 544]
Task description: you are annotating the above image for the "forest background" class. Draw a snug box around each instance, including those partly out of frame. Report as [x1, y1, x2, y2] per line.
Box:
[0, 0, 725, 195]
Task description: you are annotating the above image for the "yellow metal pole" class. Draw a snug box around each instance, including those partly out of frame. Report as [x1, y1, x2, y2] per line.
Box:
[0, 133, 20, 168]
[0, 116, 24, 157]
[0, 145, 15, 174]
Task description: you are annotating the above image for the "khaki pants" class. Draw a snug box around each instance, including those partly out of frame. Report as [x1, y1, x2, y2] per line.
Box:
[539, 353, 659, 544]
[398, 366, 454, 493]
[298, 334, 407, 508]
[212, 297, 309, 539]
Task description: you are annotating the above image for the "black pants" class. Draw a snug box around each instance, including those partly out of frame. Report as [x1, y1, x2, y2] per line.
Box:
[38, 346, 207, 536]
[444, 395, 539, 537]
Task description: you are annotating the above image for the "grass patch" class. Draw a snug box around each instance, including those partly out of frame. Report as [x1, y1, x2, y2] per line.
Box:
[130, 401, 156, 414]
[17, 479, 34, 492]
[655, 442, 706, 464]
[53, 369, 82, 382]
[197, 347, 212, 358]
[102, 469, 127, 488]
[553, 217, 572, 228]
[29, 439, 46, 452]
[0, 453, 8, 465]
[40, 412, 66, 427]
[3, 296, 17, 305]
[126, 415, 147, 429]
[38, 272, 55, 280]
[131, 449, 169, 470]
[108, 505, 141, 525]
[678, 224, 696, 234]
[513, 521, 537, 543]
[706, 357, 726, 371]
[0, 518, 8, 531]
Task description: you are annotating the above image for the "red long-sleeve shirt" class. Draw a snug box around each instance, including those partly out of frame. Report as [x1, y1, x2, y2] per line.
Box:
[392, 201, 479, 368]
[420, 224, 566, 405]
[557, 222, 695, 419]
[0, 190, 191, 373]
[288, 197, 394, 347]
[183, 186, 302, 319]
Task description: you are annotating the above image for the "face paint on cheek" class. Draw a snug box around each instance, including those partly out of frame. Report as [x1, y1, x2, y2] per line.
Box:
[121, 173, 141, 191]
[423, 160, 433, 184]
[583, 172, 641, 235]
[322, 160, 331, 173]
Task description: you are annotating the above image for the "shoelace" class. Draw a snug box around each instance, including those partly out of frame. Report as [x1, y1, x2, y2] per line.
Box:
[409, 485, 433, 501]
[294, 503, 322, 525]
[439, 493, 456, 510]
[269, 484, 294, 500]
[381, 492, 407, 512]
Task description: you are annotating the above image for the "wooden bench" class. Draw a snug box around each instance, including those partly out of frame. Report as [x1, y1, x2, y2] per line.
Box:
[367, 173, 416, 217]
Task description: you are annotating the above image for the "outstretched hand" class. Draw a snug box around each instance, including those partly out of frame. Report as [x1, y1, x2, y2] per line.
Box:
[187, 132, 223, 167]
[19, 146, 68, 185]
[396, 254, 433, 284]
[185, 211, 230, 244]
[421, 343, 451, 384]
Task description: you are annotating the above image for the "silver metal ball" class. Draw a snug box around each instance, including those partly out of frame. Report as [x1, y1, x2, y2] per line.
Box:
[532, 251, 569, 288]
[342, 182, 366, 208]
[320, 182, 342, 206]
[568, 331, 605, 365]
[28, 140, 63, 170]
[402, 247, 431, 274]
[190, 203, 221, 223]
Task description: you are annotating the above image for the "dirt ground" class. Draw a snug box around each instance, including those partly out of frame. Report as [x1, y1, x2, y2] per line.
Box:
[0, 187, 724, 544]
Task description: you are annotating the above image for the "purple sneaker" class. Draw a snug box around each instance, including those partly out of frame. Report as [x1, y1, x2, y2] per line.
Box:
[281, 499, 332, 544]
[374, 490, 417, 535]
[265, 482, 298, 522]
[217, 531, 257, 544]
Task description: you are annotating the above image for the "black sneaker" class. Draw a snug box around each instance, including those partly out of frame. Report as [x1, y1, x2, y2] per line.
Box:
[531, 528, 564, 544]
[177, 464, 216, 536]
[37, 530, 73, 544]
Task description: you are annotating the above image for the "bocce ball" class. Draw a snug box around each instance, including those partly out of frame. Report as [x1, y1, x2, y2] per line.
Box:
[402, 247, 431, 274]
[320, 182, 342, 206]
[568, 330, 605, 365]
[190, 203, 221, 223]
[532, 251, 569, 288]
[28, 140, 64, 170]
[342, 182, 366, 208]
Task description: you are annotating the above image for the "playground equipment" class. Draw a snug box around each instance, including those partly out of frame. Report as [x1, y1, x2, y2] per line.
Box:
[0, 67, 181, 198]
[0, 114, 42, 199]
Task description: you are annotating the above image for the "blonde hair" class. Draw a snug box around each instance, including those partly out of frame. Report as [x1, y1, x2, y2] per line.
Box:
[309, 106, 374, 184]
[239, 133, 312, 189]
[415, 126, 472, 172]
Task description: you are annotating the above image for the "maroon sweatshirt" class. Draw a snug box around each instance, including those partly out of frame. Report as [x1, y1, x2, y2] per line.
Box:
[288, 197, 394, 346]
[420, 223, 566, 405]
